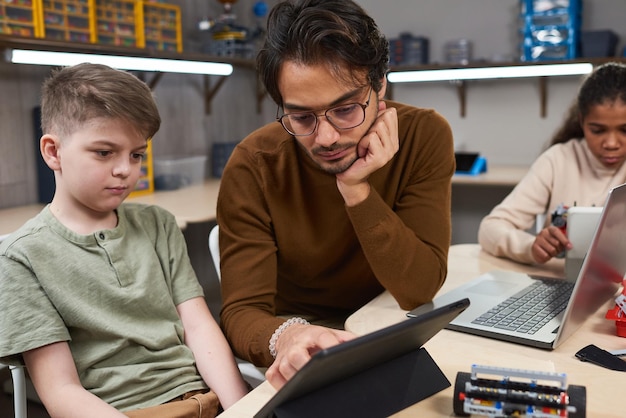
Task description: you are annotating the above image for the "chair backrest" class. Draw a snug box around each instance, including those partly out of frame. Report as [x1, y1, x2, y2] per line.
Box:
[208, 225, 221, 281]
[0, 234, 28, 418]
[207, 224, 267, 386]
[10, 365, 27, 418]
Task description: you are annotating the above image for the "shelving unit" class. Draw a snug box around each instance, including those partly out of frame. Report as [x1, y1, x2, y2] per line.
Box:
[95, 0, 141, 48]
[0, 34, 256, 113]
[387, 57, 626, 118]
[40, 0, 96, 43]
[0, 0, 41, 37]
[142, 1, 181, 52]
[520, 0, 582, 62]
[129, 140, 153, 197]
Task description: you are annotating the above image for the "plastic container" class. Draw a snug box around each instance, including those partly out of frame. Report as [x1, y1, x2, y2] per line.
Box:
[388, 33, 429, 66]
[580, 30, 619, 58]
[211, 142, 238, 178]
[143, 1, 183, 52]
[153, 155, 207, 190]
[444, 39, 472, 65]
[518, 0, 581, 62]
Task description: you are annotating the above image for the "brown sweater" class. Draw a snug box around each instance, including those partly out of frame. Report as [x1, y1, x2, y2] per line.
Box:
[216, 101, 455, 366]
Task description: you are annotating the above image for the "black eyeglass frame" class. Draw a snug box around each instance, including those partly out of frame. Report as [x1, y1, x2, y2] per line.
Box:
[276, 87, 373, 136]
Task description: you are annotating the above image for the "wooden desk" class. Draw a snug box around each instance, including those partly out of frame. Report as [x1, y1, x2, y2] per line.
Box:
[219, 244, 624, 418]
[127, 179, 221, 229]
[0, 204, 44, 240]
[452, 164, 529, 186]
[0, 179, 220, 237]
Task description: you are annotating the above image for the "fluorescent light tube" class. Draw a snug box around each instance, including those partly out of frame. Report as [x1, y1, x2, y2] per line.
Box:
[387, 63, 593, 83]
[7, 49, 233, 76]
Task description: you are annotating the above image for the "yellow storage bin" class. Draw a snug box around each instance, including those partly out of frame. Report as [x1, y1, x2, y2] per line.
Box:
[142, 1, 181, 52]
[0, 0, 42, 38]
[95, 0, 141, 47]
[129, 140, 154, 197]
[40, 0, 96, 42]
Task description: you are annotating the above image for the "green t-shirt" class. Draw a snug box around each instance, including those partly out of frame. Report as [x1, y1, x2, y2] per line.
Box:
[0, 203, 207, 410]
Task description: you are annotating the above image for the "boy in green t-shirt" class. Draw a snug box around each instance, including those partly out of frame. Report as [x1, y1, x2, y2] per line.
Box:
[0, 63, 248, 417]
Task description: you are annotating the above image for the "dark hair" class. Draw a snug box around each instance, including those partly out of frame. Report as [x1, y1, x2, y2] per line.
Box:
[550, 62, 626, 146]
[257, 0, 389, 106]
[41, 63, 161, 140]
[577, 62, 626, 118]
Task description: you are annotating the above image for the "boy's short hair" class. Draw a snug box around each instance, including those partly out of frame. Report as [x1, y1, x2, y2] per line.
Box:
[41, 63, 161, 140]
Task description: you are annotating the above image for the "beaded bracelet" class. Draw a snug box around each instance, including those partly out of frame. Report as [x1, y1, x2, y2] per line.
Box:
[268, 317, 310, 358]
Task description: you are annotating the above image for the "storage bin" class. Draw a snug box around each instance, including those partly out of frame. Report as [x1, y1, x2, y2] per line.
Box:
[153, 155, 207, 190]
[40, 0, 96, 43]
[389, 33, 429, 66]
[95, 0, 142, 48]
[142, 0, 181, 52]
[129, 140, 153, 197]
[0, 0, 41, 37]
[580, 30, 619, 58]
[519, 0, 581, 62]
[212, 142, 237, 178]
[444, 39, 472, 65]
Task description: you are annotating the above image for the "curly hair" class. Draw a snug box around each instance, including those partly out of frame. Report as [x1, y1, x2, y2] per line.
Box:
[257, 0, 389, 106]
[550, 62, 626, 146]
[577, 62, 626, 118]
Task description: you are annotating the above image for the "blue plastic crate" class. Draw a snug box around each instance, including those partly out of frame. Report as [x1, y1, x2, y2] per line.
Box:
[522, 41, 577, 61]
[519, 0, 582, 61]
[520, 0, 582, 17]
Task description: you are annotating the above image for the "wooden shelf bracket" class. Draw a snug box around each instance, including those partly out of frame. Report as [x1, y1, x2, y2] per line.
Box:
[454, 80, 467, 118]
[203, 74, 228, 114]
[538, 76, 548, 118]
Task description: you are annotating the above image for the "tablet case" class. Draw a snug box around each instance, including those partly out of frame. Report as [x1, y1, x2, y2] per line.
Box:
[254, 298, 470, 418]
[273, 347, 449, 418]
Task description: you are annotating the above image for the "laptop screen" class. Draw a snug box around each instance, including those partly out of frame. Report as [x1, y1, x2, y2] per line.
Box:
[555, 183, 626, 346]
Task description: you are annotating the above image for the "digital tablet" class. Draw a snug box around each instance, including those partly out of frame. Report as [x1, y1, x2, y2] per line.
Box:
[254, 297, 470, 418]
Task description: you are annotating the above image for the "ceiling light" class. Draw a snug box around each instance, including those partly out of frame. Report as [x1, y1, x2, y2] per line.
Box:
[387, 63, 593, 83]
[6, 49, 233, 76]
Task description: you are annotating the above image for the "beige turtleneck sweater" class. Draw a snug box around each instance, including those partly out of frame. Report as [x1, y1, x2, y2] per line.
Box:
[478, 139, 626, 264]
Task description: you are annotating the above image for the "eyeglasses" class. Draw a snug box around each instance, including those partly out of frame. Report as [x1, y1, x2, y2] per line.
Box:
[277, 87, 373, 136]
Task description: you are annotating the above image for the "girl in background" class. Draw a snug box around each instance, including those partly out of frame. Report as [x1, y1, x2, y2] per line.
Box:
[478, 62, 626, 265]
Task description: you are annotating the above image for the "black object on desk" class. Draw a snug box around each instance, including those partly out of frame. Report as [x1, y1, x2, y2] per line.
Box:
[575, 344, 626, 372]
[254, 298, 470, 418]
[455, 152, 487, 176]
[273, 348, 447, 418]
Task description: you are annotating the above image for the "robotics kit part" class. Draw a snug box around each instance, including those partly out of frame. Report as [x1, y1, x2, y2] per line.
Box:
[453, 364, 586, 417]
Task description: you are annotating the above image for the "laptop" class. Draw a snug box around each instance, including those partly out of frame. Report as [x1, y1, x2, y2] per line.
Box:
[565, 206, 603, 281]
[254, 298, 470, 418]
[408, 183, 626, 350]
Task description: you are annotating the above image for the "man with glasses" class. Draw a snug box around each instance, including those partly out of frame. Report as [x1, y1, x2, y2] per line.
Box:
[216, 0, 455, 389]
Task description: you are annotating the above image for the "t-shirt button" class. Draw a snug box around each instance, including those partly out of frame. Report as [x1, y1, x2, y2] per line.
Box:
[99, 233, 105, 240]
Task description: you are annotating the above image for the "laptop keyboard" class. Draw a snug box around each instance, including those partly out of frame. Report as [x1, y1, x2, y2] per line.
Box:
[471, 279, 575, 334]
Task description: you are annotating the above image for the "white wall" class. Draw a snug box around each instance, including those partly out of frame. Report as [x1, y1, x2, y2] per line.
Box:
[359, 0, 626, 165]
[1, 0, 625, 209]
